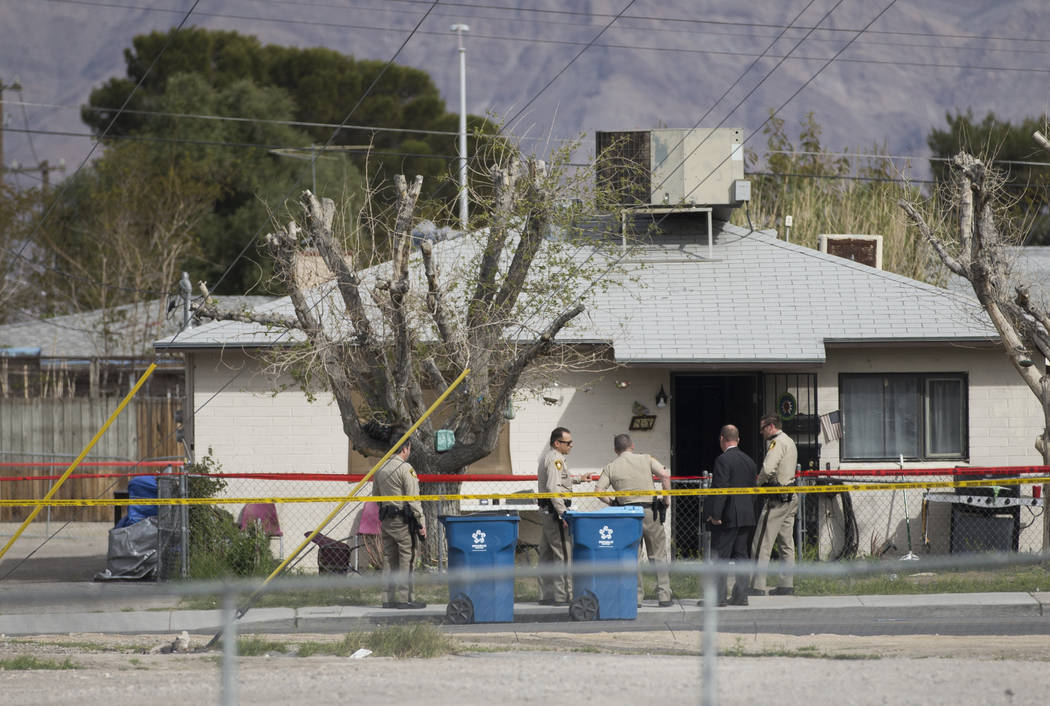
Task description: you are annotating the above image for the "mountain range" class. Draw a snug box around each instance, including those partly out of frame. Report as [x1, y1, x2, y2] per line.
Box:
[2, 0, 1048, 186]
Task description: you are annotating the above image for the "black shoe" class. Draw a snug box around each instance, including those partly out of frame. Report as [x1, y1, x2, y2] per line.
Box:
[382, 602, 398, 609]
[728, 595, 749, 606]
[770, 586, 794, 596]
[658, 600, 674, 608]
[396, 601, 427, 609]
[538, 598, 555, 605]
[696, 599, 728, 607]
[747, 588, 767, 597]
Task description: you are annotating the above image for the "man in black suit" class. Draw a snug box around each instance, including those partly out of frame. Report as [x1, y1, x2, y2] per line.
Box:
[702, 424, 757, 606]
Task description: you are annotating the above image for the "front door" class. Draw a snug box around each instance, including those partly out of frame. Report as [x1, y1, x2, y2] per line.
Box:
[670, 374, 760, 556]
[670, 372, 819, 557]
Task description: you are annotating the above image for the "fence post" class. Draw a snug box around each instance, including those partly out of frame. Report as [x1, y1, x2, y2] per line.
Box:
[701, 571, 719, 706]
[795, 464, 803, 560]
[221, 587, 238, 706]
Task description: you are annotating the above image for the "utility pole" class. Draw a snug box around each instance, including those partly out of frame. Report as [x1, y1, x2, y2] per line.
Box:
[450, 24, 470, 230]
[8, 159, 65, 192]
[0, 76, 23, 182]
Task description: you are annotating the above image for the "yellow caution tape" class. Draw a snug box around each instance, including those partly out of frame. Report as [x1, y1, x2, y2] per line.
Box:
[3, 475, 1047, 507]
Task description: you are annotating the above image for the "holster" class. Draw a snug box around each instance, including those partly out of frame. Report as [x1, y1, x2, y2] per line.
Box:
[404, 508, 422, 535]
[652, 497, 667, 524]
[539, 498, 570, 514]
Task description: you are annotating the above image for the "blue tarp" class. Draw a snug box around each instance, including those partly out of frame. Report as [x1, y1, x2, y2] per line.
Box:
[116, 475, 158, 527]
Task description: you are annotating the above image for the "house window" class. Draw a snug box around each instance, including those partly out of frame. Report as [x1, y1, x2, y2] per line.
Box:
[840, 373, 967, 461]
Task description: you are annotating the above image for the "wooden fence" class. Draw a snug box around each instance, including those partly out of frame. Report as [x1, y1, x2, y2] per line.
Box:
[0, 397, 180, 522]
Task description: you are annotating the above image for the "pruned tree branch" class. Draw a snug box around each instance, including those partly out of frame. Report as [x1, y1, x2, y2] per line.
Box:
[898, 199, 966, 276]
[469, 161, 517, 328]
[1034, 130, 1050, 153]
[419, 239, 460, 356]
[195, 281, 298, 330]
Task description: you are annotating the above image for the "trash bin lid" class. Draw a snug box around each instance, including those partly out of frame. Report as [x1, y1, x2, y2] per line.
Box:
[564, 505, 645, 518]
[439, 513, 520, 523]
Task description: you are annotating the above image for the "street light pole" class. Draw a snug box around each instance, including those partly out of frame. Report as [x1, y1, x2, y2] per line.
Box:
[450, 23, 470, 230]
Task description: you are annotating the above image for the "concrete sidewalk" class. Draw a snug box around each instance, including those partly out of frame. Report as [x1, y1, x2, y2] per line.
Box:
[2, 582, 1048, 636]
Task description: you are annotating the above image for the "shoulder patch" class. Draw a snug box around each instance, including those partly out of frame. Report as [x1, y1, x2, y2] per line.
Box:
[554, 459, 564, 471]
[768, 441, 776, 450]
[409, 469, 417, 477]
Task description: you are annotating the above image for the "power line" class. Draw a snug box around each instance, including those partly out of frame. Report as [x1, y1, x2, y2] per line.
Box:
[8, 99, 570, 143]
[169, 0, 444, 340]
[261, 0, 1050, 58]
[654, 0, 903, 229]
[761, 149, 1050, 169]
[4, 2, 455, 313]
[38, 0, 1050, 76]
[15, 88, 41, 167]
[2, 0, 204, 292]
[2, 126, 460, 161]
[748, 169, 936, 185]
[30, 105, 1050, 171]
[504, 0, 637, 129]
[368, 0, 1050, 45]
[650, 0, 835, 195]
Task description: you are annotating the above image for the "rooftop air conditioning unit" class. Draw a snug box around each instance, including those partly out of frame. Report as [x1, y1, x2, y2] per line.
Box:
[596, 128, 746, 208]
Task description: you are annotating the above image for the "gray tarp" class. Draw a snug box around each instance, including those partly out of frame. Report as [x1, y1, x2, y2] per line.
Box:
[94, 516, 158, 581]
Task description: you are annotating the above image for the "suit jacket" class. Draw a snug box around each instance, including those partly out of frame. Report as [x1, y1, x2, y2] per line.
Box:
[704, 446, 758, 528]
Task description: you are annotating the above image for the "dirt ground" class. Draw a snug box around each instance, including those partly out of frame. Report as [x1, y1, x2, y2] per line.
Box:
[1, 630, 1046, 705]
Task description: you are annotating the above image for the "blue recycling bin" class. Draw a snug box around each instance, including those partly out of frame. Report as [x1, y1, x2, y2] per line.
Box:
[440, 513, 520, 624]
[564, 506, 644, 620]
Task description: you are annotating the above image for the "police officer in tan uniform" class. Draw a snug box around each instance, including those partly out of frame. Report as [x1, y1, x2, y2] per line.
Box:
[374, 439, 427, 609]
[750, 414, 799, 596]
[536, 427, 574, 605]
[596, 433, 673, 607]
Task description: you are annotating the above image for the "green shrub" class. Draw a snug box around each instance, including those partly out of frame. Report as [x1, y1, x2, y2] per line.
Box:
[185, 454, 280, 579]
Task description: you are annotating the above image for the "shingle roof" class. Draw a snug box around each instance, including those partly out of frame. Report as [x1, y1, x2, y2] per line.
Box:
[0, 296, 277, 358]
[157, 222, 997, 364]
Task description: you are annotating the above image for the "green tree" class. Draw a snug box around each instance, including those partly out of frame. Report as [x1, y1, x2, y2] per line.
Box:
[50, 72, 364, 303]
[82, 28, 497, 243]
[927, 111, 1050, 244]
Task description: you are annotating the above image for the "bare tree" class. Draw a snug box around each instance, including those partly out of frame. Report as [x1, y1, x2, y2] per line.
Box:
[197, 142, 629, 562]
[37, 142, 210, 356]
[0, 182, 45, 323]
[899, 136, 1050, 548]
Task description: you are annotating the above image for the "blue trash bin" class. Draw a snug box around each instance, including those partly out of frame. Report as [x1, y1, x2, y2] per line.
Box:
[564, 506, 644, 620]
[440, 513, 520, 624]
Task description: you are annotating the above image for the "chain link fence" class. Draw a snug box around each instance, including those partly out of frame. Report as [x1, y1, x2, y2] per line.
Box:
[2, 466, 1047, 583]
[2, 552, 1048, 706]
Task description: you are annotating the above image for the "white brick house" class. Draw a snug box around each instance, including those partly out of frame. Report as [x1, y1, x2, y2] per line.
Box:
[157, 220, 1046, 563]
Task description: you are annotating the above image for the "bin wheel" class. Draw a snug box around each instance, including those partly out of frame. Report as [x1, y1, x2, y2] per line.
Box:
[446, 594, 474, 625]
[569, 591, 599, 621]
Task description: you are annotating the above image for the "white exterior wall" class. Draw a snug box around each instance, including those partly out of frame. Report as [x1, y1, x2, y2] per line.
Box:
[505, 368, 673, 550]
[805, 346, 1045, 555]
[508, 368, 673, 480]
[190, 350, 355, 568]
[186, 343, 1047, 565]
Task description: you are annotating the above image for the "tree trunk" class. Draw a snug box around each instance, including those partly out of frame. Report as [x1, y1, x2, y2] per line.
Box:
[420, 472, 464, 570]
